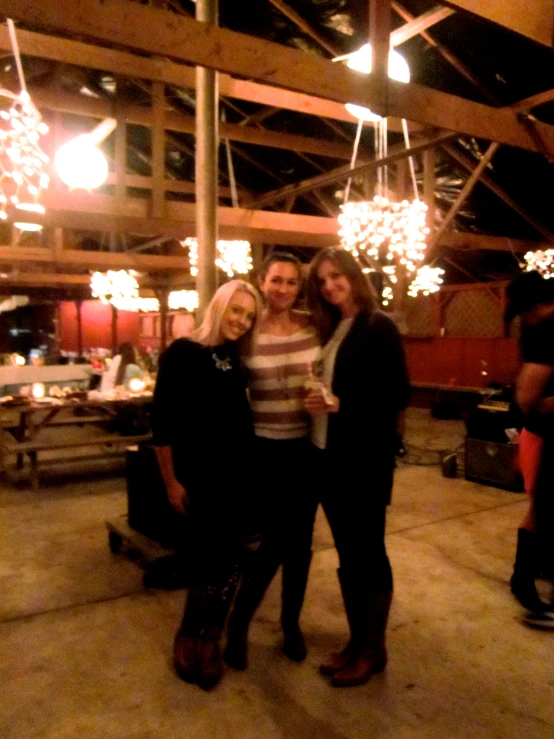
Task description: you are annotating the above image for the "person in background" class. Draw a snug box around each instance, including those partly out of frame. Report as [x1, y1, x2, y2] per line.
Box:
[114, 342, 145, 389]
[152, 280, 261, 690]
[304, 247, 410, 687]
[224, 252, 319, 670]
[505, 271, 554, 625]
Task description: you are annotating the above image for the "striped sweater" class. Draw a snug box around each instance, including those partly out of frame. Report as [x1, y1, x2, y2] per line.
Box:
[245, 327, 320, 440]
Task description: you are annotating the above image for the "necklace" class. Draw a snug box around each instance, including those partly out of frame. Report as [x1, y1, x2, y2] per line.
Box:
[264, 331, 299, 400]
[212, 351, 232, 372]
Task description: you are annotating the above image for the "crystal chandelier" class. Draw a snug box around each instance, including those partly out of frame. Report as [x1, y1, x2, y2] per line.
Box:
[522, 249, 554, 278]
[180, 237, 252, 278]
[0, 21, 50, 231]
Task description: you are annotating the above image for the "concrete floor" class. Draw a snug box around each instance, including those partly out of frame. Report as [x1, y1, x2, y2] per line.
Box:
[1, 409, 553, 739]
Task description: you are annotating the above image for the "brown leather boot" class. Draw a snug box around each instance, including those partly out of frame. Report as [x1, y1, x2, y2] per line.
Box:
[197, 630, 224, 691]
[330, 645, 388, 687]
[173, 630, 199, 684]
[320, 642, 354, 676]
[330, 590, 392, 688]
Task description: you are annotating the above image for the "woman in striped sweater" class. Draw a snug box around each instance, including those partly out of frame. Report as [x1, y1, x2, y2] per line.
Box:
[224, 252, 320, 670]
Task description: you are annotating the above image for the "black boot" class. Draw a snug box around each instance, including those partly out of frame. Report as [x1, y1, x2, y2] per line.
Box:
[511, 528, 549, 613]
[196, 567, 241, 691]
[281, 552, 312, 662]
[224, 548, 280, 670]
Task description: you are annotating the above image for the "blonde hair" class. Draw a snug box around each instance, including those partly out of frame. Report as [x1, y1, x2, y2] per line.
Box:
[193, 280, 262, 353]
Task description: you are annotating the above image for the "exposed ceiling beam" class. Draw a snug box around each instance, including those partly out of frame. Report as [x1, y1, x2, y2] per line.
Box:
[511, 88, 554, 114]
[390, 6, 455, 47]
[27, 86, 358, 162]
[246, 131, 457, 209]
[391, 1, 501, 106]
[12, 191, 340, 247]
[439, 233, 546, 252]
[442, 143, 554, 243]
[3, 1, 550, 152]
[440, 0, 553, 47]
[426, 142, 500, 261]
[267, 0, 338, 56]
[0, 24, 411, 133]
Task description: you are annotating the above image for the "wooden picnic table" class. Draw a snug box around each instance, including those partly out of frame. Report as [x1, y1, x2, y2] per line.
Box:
[0, 393, 153, 489]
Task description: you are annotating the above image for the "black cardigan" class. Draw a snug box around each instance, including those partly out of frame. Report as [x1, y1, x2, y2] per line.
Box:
[326, 311, 411, 458]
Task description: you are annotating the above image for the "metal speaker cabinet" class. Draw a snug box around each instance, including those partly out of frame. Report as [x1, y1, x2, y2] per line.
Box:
[465, 437, 524, 492]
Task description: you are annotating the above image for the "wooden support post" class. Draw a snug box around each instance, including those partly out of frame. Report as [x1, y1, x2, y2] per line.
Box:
[370, 0, 391, 116]
[76, 299, 83, 357]
[111, 304, 118, 356]
[396, 158, 408, 199]
[115, 81, 127, 202]
[151, 81, 166, 218]
[52, 227, 64, 261]
[196, 0, 219, 315]
[157, 287, 169, 351]
[423, 147, 436, 236]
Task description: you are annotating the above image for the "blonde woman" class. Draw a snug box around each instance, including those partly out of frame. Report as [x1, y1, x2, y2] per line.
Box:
[152, 280, 261, 691]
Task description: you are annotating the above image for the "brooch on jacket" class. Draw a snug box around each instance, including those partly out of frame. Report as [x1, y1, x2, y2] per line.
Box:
[212, 352, 232, 371]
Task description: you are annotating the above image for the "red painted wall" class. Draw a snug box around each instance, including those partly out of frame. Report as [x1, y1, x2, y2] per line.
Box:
[405, 337, 520, 388]
[59, 301, 141, 353]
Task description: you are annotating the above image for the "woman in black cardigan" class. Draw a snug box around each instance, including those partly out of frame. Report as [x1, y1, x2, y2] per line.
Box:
[304, 248, 410, 687]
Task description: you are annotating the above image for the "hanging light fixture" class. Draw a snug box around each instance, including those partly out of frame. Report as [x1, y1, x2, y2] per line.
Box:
[0, 20, 50, 231]
[335, 42, 442, 306]
[341, 43, 410, 122]
[180, 237, 252, 278]
[90, 269, 140, 309]
[522, 249, 554, 278]
[55, 118, 116, 190]
[168, 290, 199, 312]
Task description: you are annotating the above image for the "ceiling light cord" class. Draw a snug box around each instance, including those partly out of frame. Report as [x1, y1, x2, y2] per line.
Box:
[7, 19, 26, 93]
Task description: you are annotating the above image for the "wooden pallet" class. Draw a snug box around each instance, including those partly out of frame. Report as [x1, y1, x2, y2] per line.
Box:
[106, 515, 176, 564]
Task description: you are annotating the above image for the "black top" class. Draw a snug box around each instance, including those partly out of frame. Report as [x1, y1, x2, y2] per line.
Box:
[520, 318, 554, 438]
[327, 311, 411, 457]
[152, 338, 254, 488]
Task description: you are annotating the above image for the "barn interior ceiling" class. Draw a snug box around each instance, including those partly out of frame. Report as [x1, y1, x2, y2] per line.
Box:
[0, 0, 553, 298]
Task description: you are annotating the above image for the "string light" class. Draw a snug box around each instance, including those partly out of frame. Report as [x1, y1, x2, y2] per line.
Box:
[522, 249, 554, 278]
[408, 266, 445, 297]
[180, 238, 252, 277]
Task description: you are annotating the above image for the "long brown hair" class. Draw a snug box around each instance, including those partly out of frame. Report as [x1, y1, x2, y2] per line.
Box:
[306, 248, 379, 344]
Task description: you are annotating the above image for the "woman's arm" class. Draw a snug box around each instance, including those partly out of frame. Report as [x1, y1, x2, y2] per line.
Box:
[154, 445, 188, 514]
[515, 362, 554, 415]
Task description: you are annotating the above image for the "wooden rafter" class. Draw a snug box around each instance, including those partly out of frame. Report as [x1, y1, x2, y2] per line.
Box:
[442, 143, 554, 243]
[267, 0, 338, 56]
[0, 24, 411, 133]
[26, 86, 359, 162]
[426, 142, 500, 261]
[2, 0, 553, 153]
[390, 6, 455, 47]
[246, 131, 457, 209]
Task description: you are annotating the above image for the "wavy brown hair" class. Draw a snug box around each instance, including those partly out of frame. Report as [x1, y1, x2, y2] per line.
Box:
[306, 248, 379, 344]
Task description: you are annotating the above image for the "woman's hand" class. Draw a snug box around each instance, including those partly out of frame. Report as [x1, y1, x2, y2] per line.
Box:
[166, 478, 189, 514]
[304, 388, 340, 416]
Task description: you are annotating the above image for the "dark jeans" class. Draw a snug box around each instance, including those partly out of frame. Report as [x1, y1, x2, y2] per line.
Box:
[229, 436, 319, 628]
[315, 446, 393, 592]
